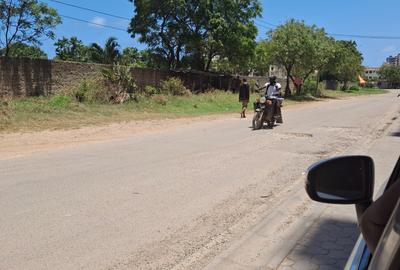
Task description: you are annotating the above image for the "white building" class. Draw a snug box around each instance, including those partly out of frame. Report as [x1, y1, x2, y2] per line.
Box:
[364, 67, 380, 81]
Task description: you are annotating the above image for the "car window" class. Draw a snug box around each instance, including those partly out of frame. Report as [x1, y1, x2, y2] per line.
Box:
[368, 198, 400, 270]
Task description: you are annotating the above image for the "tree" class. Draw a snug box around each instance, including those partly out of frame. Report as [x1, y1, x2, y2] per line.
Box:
[0, 42, 47, 58]
[128, 0, 187, 69]
[379, 64, 400, 88]
[322, 40, 363, 90]
[88, 37, 121, 64]
[54, 37, 89, 62]
[249, 40, 271, 76]
[0, 0, 61, 56]
[267, 19, 334, 96]
[128, 0, 261, 71]
[120, 47, 142, 66]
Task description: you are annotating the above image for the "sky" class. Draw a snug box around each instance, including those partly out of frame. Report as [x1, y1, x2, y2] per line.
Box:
[40, 0, 400, 67]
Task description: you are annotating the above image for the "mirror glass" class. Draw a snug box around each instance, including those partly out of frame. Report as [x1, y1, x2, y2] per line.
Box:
[307, 156, 374, 203]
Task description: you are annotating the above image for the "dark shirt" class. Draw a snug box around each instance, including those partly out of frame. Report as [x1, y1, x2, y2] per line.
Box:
[239, 83, 250, 101]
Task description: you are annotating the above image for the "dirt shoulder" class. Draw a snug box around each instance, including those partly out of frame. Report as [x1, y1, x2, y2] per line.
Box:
[0, 113, 234, 160]
[0, 92, 389, 160]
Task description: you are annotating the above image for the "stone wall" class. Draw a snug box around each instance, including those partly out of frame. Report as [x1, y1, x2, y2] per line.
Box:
[0, 57, 52, 96]
[0, 57, 104, 96]
[0, 57, 293, 97]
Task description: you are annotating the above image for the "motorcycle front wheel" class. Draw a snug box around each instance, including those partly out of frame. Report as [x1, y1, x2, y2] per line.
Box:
[252, 112, 263, 130]
[267, 120, 275, 129]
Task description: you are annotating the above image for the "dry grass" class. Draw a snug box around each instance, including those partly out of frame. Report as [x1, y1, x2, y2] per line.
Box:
[0, 88, 388, 133]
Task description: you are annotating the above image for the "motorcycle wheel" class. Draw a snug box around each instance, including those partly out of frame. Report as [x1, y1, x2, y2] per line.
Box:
[267, 120, 275, 129]
[252, 112, 263, 130]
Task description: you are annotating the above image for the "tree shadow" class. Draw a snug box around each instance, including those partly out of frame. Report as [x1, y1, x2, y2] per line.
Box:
[284, 218, 359, 270]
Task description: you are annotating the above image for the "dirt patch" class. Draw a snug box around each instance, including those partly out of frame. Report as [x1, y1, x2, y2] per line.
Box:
[0, 114, 233, 160]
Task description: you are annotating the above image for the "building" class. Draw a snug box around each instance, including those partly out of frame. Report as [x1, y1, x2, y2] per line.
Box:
[386, 54, 400, 66]
[269, 65, 287, 79]
[364, 67, 380, 81]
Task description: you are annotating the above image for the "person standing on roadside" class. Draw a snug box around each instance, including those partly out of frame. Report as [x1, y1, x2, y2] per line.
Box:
[239, 78, 250, 118]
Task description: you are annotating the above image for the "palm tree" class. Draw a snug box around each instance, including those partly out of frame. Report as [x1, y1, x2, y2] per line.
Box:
[88, 37, 121, 64]
[104, 37, 121, 64]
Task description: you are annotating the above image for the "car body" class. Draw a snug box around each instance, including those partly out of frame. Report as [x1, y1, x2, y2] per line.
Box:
[305, 155, 400, 270]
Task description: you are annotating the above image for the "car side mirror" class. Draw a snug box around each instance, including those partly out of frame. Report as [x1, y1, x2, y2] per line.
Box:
[306, 156, 375, 204]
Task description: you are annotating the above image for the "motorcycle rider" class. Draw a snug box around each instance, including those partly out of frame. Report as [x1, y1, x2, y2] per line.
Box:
[263, 76, 283, 123]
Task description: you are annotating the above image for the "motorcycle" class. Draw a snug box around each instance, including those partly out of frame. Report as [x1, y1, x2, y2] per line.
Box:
[252, 81, 284, 130]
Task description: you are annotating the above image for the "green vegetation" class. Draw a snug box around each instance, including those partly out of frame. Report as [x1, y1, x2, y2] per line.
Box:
[0, 0, 60, 57]
[0, 88, 387, 133]
[379, 65, 400, 88]
[265, 20, 363, 96]
[1, 43, 48, 59]
[322, 88, 387, 98]
[128, 0, 261, 71]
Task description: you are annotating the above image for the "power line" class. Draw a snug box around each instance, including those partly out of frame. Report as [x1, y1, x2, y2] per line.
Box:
[257, 18, 278, 27]
[256, 18, 400, 40]
[328, 33, 400, 40]
[60, 14, 128, 32]
[47, 1, 400, 40]
[46, 0, 131, 21]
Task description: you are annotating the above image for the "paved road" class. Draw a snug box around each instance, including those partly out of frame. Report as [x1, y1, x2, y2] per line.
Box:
[276, 113, 400, 270]
[1, 92, 399, 270]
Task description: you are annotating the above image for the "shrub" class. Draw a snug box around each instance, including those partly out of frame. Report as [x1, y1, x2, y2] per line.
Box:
[144, 85, 159, 96]
[102, 64, 137, 103]
[160, 77, 191, 96]
[349, 85, 360, 91]
[0, 96, 12, 129]
[302, 79, 323, 97]
[151, 95, 168, 106]
[71, 76, 110, 103]
[0, 96, 12, 119]
[48, 95, 73, 108]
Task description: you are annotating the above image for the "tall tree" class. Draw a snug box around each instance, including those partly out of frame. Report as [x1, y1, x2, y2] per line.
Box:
[267, 19, 334, 96]
[249, 40, 271, 76]
[0, 0, 61, 56]
[128, 0, 261, 71]
[54, 37, 89, 62]
[322, 40, 363, 89]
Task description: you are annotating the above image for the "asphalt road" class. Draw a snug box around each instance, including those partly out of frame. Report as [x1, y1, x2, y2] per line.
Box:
[1, 92, 399, 270]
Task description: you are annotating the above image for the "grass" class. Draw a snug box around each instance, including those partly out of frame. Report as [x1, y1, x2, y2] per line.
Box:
[321, 88, 388, 98]
[0, 88, 388, 133]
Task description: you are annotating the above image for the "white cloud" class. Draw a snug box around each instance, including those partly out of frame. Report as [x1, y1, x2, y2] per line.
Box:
[90, 17, 106, 28]
[382, 45, 396, 53]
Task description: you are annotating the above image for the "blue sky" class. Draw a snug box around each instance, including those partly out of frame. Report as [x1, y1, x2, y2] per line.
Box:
[41, 0, 400, 67]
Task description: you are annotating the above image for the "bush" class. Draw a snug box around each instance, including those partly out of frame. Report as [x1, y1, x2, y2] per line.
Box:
[0, 96, 12, 129]
[303, 79, 323, 97]
[160, 77, 191, 96]
[48, 95, 73, 108]
[0, 96, 12, 119]
[144, 85, 159, 96]
[349, 85, 360, 91]
[102, 64, 138, 103]
[151, 95, 167, 106]
[71, 77, 110, 103]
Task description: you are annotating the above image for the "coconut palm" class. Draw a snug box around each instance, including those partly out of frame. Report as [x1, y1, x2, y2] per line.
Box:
[88, 37, 121, 64]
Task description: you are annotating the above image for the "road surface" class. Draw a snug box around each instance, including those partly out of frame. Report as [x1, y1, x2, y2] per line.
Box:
[1, 92, 399, 270]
